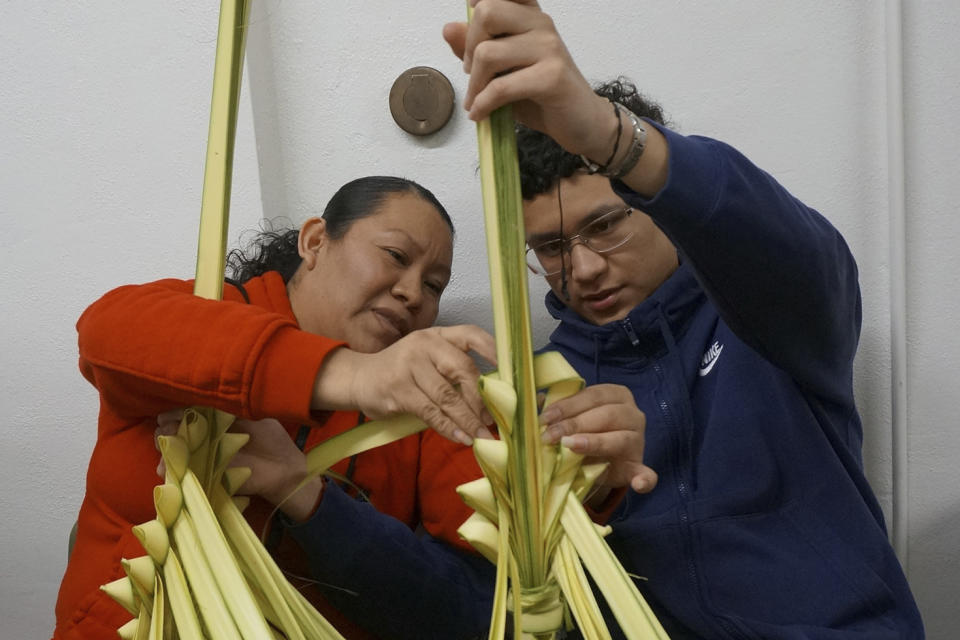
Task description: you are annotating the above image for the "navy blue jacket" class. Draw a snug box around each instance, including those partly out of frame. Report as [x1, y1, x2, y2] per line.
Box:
[545, 123, 924, 639]
[285, 123, 924, 639]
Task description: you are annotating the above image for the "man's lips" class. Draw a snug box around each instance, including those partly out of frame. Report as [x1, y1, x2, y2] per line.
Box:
[581, 287, 621, 311]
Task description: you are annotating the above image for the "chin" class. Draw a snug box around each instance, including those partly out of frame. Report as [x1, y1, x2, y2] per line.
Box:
[352, 333, 397, 354]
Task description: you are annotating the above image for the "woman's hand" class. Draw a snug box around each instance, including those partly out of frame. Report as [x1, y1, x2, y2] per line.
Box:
[155, 411, 322, 522]
[443, 0, 613, 162]
[540, 384, 658, 495]
[311, 325, 497, 446]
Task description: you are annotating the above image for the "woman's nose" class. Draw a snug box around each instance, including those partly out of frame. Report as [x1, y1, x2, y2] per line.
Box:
[391, 273, 423, 309]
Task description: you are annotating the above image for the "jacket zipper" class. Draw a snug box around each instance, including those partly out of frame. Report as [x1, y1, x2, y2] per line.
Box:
[621, 317, 641, 347]
[622, 317, 700, 587]
[626, 315, 736, 638]
[652, 363, 699, 586]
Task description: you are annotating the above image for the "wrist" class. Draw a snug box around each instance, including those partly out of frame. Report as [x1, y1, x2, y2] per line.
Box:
[311, 346, 363, 412]
[581, 103, 647, 180]
[577, 95, 622, 164]
[276, 475, 325, 523]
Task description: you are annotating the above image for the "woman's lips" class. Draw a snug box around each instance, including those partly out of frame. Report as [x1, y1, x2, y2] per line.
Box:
[373, 309, 407, 338]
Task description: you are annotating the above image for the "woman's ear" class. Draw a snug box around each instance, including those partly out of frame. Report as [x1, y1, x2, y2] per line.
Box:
[297, 217, 327, 269]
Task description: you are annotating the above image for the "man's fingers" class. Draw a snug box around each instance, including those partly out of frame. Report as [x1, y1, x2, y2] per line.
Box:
[560, 429, 638, 459]
[157, 408, 184, 429]
[153, 422, 179, 454]
[442, 21, 467, 60]
[540, 384, 633, 425]
[630, 467, 659, 494]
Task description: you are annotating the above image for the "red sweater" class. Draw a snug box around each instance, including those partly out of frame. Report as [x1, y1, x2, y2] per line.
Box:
[53, 272, 481, 640]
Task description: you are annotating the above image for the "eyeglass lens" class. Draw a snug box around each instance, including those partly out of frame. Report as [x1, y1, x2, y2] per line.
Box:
[526, 207, 633, 275]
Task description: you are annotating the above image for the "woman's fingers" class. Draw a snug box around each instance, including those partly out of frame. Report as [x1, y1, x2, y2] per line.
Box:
[339, 325, 495, 445]
[413, 333, 490, 443]
[436, 324, 497, 367]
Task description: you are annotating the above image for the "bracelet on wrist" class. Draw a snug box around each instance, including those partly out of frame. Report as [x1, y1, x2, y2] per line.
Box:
[580, 102, 647, 180]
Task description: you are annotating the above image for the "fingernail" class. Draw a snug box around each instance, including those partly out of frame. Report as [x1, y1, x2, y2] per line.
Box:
[560, 435, 585, 451]
[541, 427, 559, 444]
[454, 429, 474, 447]
[477, 426, 495, 440]
[540, 407, 560, 425]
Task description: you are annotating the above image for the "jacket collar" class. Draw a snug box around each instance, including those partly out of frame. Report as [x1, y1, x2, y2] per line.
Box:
[545, 262, 704, 363]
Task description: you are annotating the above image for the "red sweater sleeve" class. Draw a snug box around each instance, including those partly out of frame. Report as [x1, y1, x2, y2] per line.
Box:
[76, 275, 344, 422]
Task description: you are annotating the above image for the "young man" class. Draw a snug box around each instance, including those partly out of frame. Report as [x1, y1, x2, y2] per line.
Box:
[445, 0, 925, 637]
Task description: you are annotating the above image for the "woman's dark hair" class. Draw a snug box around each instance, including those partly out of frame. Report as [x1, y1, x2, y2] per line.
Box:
[517, 78, 669, 200]
[226, 176, 453, 284]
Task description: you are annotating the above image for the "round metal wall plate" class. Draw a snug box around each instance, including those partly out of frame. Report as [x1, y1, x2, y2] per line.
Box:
[389, 66, 455, 136]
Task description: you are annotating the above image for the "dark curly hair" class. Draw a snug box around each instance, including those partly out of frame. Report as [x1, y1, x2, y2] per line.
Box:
[517, 78, 669, 200]
[226, 176, 453, 284]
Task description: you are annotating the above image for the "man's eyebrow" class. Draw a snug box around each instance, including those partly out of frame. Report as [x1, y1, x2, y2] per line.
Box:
[526, 203, 624, 246]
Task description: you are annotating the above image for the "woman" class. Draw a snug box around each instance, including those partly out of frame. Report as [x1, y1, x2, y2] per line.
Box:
[54, 174, 655, 639]
[53, 176, 501, 639]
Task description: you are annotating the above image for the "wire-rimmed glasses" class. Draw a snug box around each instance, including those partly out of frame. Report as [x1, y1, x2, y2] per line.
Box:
[525, 207, 635, 276]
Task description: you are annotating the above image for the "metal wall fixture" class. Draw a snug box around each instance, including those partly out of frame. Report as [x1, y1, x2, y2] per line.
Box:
[389, 66, 455, 136]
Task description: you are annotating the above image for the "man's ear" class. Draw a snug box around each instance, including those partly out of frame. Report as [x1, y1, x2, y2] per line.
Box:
[298, 217, 327, 269]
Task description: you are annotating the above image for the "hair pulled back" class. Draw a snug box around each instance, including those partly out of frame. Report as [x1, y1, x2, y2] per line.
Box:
[227, 176, 453, 284]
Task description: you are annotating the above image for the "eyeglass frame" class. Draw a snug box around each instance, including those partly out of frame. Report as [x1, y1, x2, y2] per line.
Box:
[525, 206, 636, 276]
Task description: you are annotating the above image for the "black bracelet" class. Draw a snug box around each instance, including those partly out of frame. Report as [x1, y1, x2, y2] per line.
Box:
[580, 99, 623, 175]
[601, 100, 622, 170]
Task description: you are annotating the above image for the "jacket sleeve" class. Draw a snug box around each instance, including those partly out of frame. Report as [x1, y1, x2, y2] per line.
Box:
[76, 278, 344, 422]
[417, 430, 487, 553]
[284, 481, 494, 640]
[618, 122, 862, 402]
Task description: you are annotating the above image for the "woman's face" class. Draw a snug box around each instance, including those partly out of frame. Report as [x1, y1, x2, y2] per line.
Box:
[289, 192, 454, 353]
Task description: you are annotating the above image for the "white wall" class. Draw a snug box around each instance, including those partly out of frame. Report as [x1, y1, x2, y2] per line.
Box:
[2, 2, 957, 638]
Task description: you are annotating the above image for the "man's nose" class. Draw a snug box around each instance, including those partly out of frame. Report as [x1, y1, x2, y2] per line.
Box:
[568, 242, 605, 281]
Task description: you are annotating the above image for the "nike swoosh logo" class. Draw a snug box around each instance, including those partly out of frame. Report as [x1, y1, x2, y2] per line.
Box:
[698, 343, 723, 377]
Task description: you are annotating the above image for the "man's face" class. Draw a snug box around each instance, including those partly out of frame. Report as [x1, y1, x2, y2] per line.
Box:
[523, 172, 678, 325]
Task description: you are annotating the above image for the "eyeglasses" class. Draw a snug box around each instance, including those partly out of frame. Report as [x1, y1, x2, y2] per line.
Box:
[525, 207, 635, 276]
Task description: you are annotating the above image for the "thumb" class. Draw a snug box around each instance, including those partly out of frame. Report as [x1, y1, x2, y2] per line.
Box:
[630, 467, 659, 494]
[442, 22, 467, 60]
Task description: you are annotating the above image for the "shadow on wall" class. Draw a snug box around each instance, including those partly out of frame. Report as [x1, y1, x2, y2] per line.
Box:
[851, 326, 894, 512]
[437, 283, 559, 357]
[910, 505, 960, 639]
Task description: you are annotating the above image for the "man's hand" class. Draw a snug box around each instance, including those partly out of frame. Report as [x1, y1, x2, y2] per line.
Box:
[540, 384, 658, 494]
[443, 0, 612, 162]
[155, 411, 323, 522]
